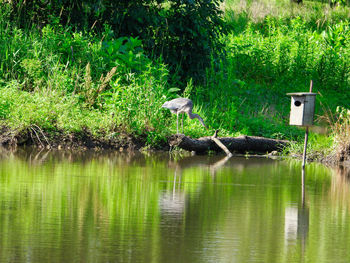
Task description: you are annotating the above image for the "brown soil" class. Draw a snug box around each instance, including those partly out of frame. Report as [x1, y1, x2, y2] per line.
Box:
[0, 125, 161, 151]
[0, 125, 347, 169]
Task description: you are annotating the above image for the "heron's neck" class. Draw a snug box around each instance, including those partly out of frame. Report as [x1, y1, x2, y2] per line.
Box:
[187, 111, 197, 120]
[187, 112, 207, 128]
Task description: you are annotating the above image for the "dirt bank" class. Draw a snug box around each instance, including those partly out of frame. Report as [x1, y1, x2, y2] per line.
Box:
[0, 125, 157, 151]
[0, 125, 345, 169]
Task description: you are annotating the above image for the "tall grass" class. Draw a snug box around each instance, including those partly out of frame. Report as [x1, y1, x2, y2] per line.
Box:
[2, 0, 350, 150]
[328, 107, 350, 162]
[225, 0, 350, 29]
[223, 10, 350, 94]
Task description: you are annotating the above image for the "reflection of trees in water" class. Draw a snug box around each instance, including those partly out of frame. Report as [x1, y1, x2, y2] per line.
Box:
[158, 154, 294, 263]
[157, 154, 257, 263]
[158, 153, 269, 228]
[4, 147, 143, 164]
[284, 164, 350, 262]
[3, 146, 277, 171]
[0, 148, 323, 262]
[330, 166, 350, 210]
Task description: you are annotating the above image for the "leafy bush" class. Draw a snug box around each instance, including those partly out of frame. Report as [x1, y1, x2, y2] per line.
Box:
[6, 0, 227, 83]
[0, 15, 180, 145]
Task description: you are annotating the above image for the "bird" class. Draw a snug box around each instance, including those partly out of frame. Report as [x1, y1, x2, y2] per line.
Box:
[161, 98, 207, 134]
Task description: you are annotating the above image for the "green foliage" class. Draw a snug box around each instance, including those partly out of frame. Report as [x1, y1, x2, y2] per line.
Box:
[0, 16, 179, 145]
[285, 132, 333, 159]
[2, 0, 350, 152]
[0, 82, 114, 134]
[103, 61, 171, 144]
[6, 0, 227, 83]
[225, 17, 350, 92]
[219, 0, 350, 154]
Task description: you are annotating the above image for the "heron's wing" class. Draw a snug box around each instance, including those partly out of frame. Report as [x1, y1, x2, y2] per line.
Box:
[161, 101, 169, 108]
[162, 102, 178, 111]
[162, 98, 192, 112]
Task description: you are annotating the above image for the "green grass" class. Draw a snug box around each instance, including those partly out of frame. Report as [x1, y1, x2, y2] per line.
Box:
[202, 0, 350, 156]
[1, 0, 350, 155]
[0, 14, 179, 146]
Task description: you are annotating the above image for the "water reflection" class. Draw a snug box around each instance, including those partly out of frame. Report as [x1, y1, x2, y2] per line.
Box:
[168, 154, 277, 174]
[299, 168, 309, 246]
[284, 205, 309, 245]
[158, 154, 238, 228]
[0, 148, 350, 262]
[332, 166, 350, 195]
[158, 154, 234, 223]
[159, 169, 186, 218]
[285, 167, 309, 263]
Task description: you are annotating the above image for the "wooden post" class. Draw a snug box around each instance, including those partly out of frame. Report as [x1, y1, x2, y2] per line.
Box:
[302, 80, 313, 168]
[302, 129, 309, 169]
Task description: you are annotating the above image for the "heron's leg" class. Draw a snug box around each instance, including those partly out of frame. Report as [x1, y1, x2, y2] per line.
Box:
[182, 113, 184, 134]
[176, 112, 179, 134]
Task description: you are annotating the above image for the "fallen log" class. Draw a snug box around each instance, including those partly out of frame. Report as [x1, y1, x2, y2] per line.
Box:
[169, 133, 290, 154]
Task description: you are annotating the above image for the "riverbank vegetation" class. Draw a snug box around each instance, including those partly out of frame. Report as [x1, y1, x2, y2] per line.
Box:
[1, 0, 350, 162]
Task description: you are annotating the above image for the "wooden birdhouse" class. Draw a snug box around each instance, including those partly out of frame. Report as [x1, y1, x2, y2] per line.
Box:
[287, 93, 317, 126]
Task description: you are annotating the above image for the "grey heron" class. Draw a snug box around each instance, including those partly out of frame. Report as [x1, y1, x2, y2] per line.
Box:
[161, 98, 207, 134]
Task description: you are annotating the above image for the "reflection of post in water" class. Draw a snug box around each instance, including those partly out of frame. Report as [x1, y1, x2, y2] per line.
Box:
[301, 166, 305, 206]
[298, 167, 309, 258]
[284, 166, 309, 260]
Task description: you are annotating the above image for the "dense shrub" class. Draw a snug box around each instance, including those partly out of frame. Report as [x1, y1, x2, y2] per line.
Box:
[6, 0, 227, 83]
[3, 0, 350, 150]
[0, 15, 179, 145]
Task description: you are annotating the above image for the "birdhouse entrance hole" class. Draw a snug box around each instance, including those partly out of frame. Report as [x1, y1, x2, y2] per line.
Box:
[294, 100, 302, 107]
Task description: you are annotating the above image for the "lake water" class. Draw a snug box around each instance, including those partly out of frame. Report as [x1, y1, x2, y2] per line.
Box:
[0, 148, 349, 263]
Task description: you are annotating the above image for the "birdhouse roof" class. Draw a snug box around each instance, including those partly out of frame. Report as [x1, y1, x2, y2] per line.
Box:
[286, 92, 317, 96]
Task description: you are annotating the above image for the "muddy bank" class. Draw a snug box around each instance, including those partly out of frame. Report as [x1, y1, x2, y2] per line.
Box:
[0, 125, 289, 155]
[292, 151, 337, 167]
[0, 125, 159, 151]
[0, 125, 346, 168]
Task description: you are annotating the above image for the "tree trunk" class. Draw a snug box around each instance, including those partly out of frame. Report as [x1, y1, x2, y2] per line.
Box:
[169, 134, 290, 154]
